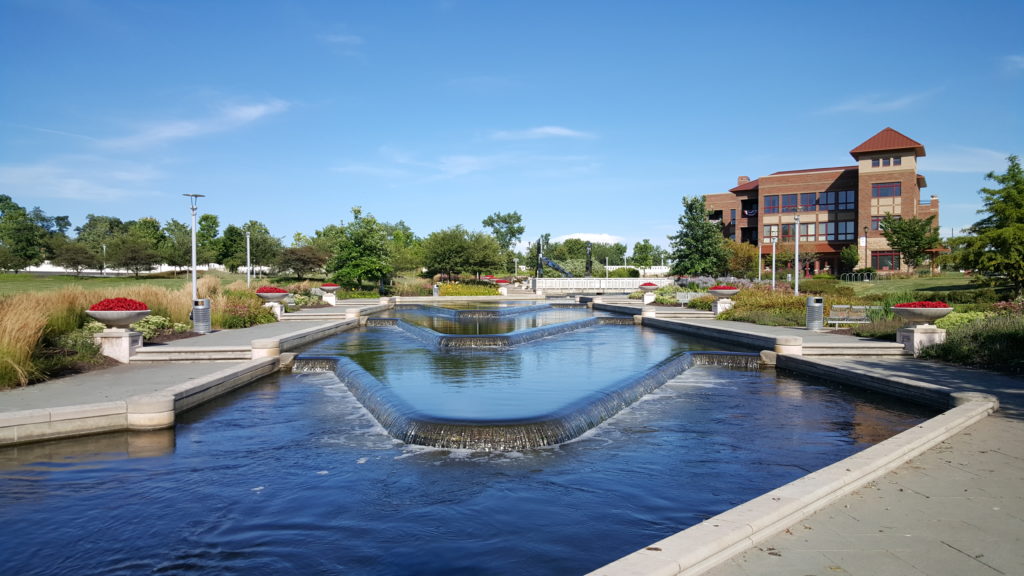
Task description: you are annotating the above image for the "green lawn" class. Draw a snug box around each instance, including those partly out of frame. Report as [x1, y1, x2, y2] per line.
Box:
[846, 272, 978, 297]
[0, 273, 191, 296]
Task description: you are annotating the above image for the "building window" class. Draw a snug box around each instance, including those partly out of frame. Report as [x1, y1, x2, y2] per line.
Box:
[871, 251, 901, 271]
[871, 158, 880, 167]
[838, 190, 855, 210]
[730, 209, 736, 222]
[872, 182, 901, 197]
[871, 156, 902, 168]
[781, 194, 798, 213]
[763, 195, 779, 214]
[893, 157, 902, 166]
[800, 223, 815, 241]
[763, 224, 778, 240]
[780, 223, 795, 242]
[836, 220, 854, 241]
[872, 214, 901, 230]
[800, 193, 816, 212]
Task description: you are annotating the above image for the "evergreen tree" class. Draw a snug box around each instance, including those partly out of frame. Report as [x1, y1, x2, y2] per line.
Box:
[667, 196, 727, 276]
[960, 155, 1024, 295]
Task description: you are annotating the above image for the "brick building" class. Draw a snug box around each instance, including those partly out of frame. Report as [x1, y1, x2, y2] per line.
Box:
[705, 127, 939, 274]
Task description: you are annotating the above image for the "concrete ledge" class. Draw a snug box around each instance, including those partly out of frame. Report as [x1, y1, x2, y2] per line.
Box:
[591, 396, 997, 576]
[641, 317, 778, 350]
[166, 358, 280, 413]
[777, 355, 953, 409]
[0, 402, 128, 445]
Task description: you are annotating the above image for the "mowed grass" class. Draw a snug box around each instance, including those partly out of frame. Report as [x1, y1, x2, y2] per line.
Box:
[0, 273, 192, 297]
[846, 272, 977, 298]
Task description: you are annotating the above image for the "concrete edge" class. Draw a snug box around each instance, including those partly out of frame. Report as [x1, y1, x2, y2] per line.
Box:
[252, 319, 360, 358]
[589, 396, 997, 576]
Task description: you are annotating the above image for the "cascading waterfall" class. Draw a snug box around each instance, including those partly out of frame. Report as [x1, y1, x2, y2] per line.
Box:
[293, 351, 761, 451]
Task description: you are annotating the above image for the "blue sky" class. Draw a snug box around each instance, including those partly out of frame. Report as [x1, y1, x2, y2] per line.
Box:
[2, 0, 1022, 252]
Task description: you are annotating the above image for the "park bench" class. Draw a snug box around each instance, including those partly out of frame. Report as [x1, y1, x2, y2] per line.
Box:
[826, 305, 872, 327]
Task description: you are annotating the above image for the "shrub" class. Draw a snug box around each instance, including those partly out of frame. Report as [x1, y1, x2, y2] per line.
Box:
[439, 283, 500, 296]
[935, 311, 995, 330]
[129, 315, 191, 340]
[608, 267, 640, 278]
[799, 278, 855, 299]
[718, 308, 804, 326]
[920, 314, 1024, 374]
[211, 290, 278, 329]
[686, 295, 715, 311]
[850, 318, 902, 339]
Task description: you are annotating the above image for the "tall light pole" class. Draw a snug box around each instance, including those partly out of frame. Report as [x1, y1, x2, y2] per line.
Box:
[863, 226, 869, 270]
[183, 194, 205, 301]
[771, 238, 777, 290]
[794, 214, 801, 294]
[246, 231, 251, 288]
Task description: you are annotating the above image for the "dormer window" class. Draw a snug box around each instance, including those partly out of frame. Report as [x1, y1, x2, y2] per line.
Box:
[871, 156, 903, 168]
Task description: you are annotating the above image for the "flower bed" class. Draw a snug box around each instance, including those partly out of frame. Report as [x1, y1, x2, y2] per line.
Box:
[256, 286, 288, 294]
[89, 298, 148, 311]
[321, 283, 339, 287]
[892, 301, 950, 308]
[709, 285, 739, 291]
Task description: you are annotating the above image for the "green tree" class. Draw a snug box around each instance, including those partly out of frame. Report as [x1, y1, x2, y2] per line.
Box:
[0, 195, 48, 271]
[218, 224, 247, 272]
[160, 219, 192, 271]
[839, 244, 861, 273]
[879, 214, 940, 271]
[277, 245, 329, 279]
[668, 196, 727, 276]
[421, 226, 470, 279]
[197, 213, 221, 266]
[482, 211, 525, 273]
[465, 231, 503, 278]
[51, 240, 100, 276]
[631, 239, 656, 272]
[75, 214, 126, 273]
[242, 220, 283, 275]
[960, 155, 1024, 295]
[325, 207, 392, 287]
[108, 233, 161, 278]
[724, 240, 758, 278]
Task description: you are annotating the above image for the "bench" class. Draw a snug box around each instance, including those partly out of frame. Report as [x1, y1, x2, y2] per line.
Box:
[826, 305, 876, 327]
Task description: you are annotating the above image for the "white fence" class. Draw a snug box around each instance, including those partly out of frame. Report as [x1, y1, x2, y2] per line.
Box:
[531, 277, 675, 294]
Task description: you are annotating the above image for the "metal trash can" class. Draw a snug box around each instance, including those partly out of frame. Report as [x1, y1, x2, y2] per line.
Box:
[191, 298, 212, 334]
[432, 284, 440, 297]
[805, 296, 824, 331]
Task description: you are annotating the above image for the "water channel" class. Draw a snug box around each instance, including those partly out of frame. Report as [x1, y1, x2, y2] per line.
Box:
[0, 301, 933, 575]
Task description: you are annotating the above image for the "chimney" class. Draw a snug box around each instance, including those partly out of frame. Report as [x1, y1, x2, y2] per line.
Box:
[737, 176, 750, 186]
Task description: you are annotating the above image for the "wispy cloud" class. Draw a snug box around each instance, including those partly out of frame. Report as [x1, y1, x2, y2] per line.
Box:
[101, 99, 289, 150]
[491, 126, 596, 141]
[818, 91, 934, 114]
[1004, 54, 1024, 72]
[321, 33, 364, 46]
[0, 157, 163, 202]
[920, 146, 1009, 173]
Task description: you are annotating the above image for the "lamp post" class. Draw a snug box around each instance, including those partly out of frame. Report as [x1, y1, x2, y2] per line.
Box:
[183, 194, 205, 301]
[101, 244, 106, 275]
[794, 214, 800, 295]
[771, 238, 777, 290]
[245, 231, 251, 288]
[863, 226, 869, 270]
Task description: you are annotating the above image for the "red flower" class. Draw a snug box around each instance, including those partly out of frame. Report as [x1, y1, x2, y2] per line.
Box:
[256, 286, 288, 294]
[640, 282, 658, 287]
[495, 279, 509, 284]
[89, 297, 148, 311]
[321, 283, 339, 287]
[710, 285, 739, 290]
[893, 301, 950, 308]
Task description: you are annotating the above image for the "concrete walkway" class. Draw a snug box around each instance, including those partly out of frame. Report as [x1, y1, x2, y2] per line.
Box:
[2, 297, 1022, 575]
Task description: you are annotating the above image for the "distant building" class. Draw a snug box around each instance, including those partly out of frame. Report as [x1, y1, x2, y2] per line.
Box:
[705, 127, 939, 274]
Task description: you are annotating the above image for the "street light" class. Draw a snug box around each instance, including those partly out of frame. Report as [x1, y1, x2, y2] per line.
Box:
[770, 238, 777, 290]
[863, 226, 869, 270]
[183, 194, 205, 301]
[246, 231, 251, 288]
[794, 214, 800, 295]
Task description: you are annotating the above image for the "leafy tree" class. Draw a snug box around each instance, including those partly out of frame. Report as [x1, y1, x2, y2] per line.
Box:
[879, 213, 940, 271]
[75, 214, 126, 273]
[197, 214, 221, 266]
[325, 207, 392, 287]
[0, 195, 47, 271]
[465, 231, 503, 278]
[218, 224, 247, 272]
[668, 196, 727, 276]
[108, 233, 161, 278]
[590, 242, 627, 266]
[384, 220, 421, 273]
[51, 240, 100, 276]
[482, 211, 525, 272]
[840, 244, 861, 272]
[960, 155, 1024, 295]
[160, 219, 192, 271]
[724, 240, 758, 278]
[277, 246, 329, 279]
[421, 226, 470, 279]
[631, 239, 656, 272]
[242, 220, 283, 274]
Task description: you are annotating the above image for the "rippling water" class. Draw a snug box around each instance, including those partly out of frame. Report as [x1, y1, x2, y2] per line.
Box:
[0, 363, 931, 575]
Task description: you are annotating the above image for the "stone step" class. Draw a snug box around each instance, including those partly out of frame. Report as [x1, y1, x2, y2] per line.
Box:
[131, 346, 252, 362]
[802, 341, 908, 356]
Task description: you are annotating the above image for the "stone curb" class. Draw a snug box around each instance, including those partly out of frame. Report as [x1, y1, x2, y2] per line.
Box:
[589, 396, 997, 576]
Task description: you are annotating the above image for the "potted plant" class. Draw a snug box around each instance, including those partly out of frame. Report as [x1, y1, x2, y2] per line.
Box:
[255, 285, 289, 302]
[639, 282, 659, 292]
[708, 285, 740, 298]
[85, 297, 151, 328]
[890, 301, 953, 325]
[320, 283, 340, 293]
